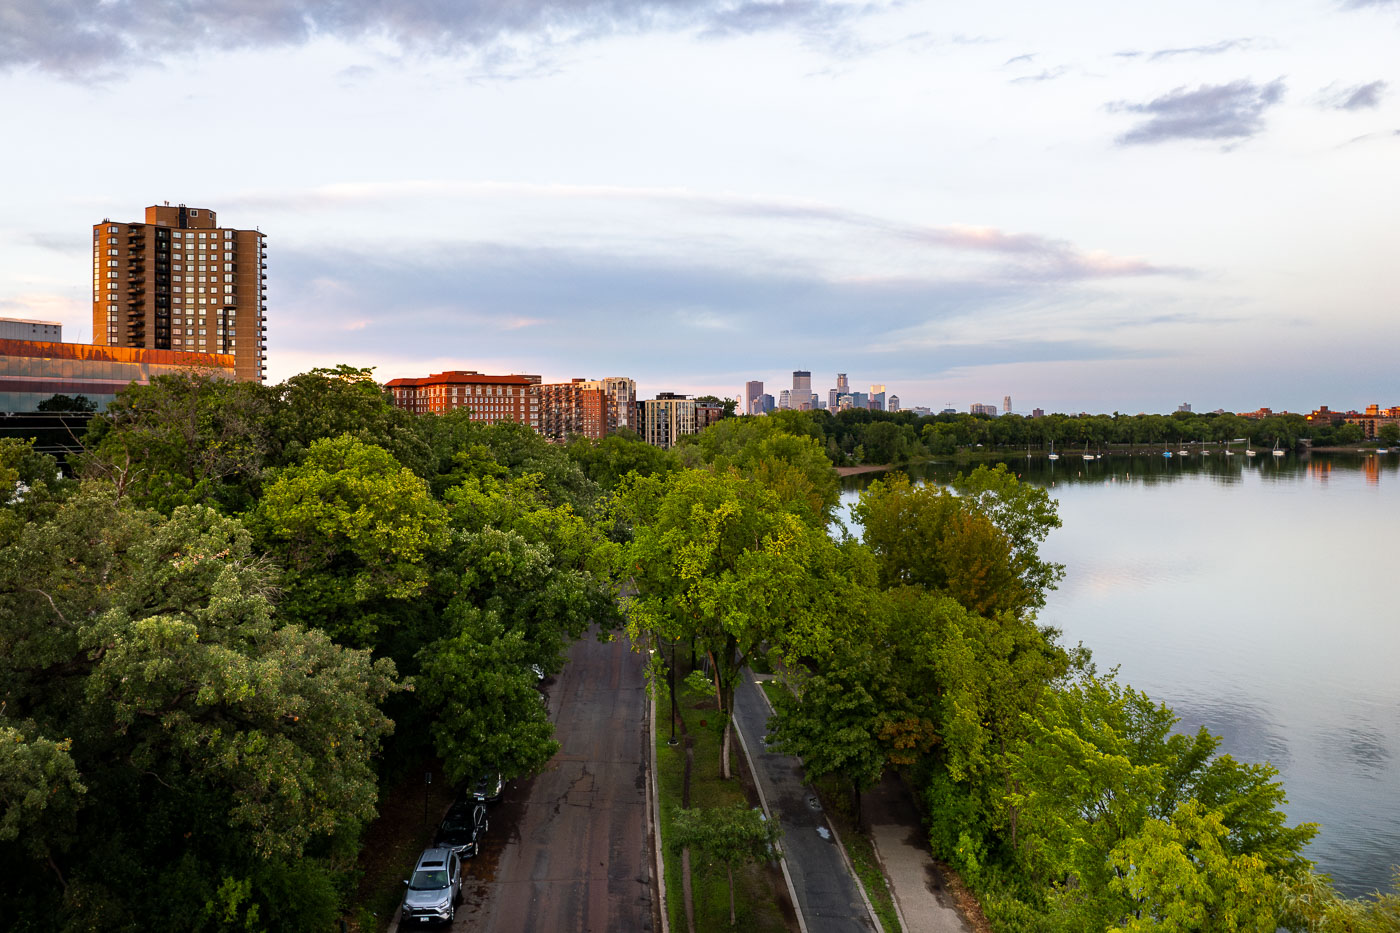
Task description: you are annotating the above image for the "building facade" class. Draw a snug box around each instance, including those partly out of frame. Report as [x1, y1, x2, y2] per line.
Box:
[640, 393, 696, 449]
[384, 371, 541, 428]
[93, 204, 267, 382]
[745, 380, 764, 416]
[695, 400, 725, 430]
[538, 378, 611, 440]
[870, 384, 886, 412]
[598, 376, 637, 432]
[0, 338, 234, 412]
[0, 318, 62, 342]
[790, 371, 812, 410]
[970, 402, 998, 416]
[888, 394, 900, 412]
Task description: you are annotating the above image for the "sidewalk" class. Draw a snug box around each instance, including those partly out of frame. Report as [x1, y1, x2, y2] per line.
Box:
[863, 773, 971, 933]
[732, 674, 876, 933]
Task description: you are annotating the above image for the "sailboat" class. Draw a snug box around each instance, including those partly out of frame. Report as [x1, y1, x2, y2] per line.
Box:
[1178, 440, 1188, 457]
[1272, 438, 1285, 457]
[1200, 438, 1210, 456]
[1163, 442, 1173, 459]
[1245, 438, 1257, 458]
[1082, 443, 1095, 462]
[1047, 440, 1059, 461]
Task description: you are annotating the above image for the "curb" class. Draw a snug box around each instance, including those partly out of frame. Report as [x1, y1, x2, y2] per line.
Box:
[649, 666, 670, 933]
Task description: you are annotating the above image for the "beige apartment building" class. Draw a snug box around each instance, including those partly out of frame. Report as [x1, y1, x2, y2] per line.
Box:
[640, 392, 697, 449]
[384, 371, 542, 429]
[92, 204, 267, 382]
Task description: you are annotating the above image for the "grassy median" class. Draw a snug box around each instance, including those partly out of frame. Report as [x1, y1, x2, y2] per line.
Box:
[655, 675, 792, 932]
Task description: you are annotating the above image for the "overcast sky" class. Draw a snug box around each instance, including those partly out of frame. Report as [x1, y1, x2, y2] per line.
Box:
[1, 0, 1396, 413]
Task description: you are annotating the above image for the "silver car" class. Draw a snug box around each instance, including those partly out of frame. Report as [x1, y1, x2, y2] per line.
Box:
[400, 847, 461, 926]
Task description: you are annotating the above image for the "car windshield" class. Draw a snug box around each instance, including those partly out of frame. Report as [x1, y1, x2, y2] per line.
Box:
[441, 818, 472, 833]
[409, 869, 449, 890]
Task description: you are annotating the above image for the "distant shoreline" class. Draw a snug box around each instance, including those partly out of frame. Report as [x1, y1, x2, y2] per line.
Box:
[831, 446, 1392, 477]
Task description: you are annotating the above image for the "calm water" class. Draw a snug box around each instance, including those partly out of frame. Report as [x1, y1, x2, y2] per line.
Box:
[839, 452, 1400, 897]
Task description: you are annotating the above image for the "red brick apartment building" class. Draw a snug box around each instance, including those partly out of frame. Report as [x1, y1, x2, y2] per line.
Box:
[1306, 404, 1400, 439]
[93, 203, 267, 383]
[538, 379, 612, 440]
[384, 371, 541, 429]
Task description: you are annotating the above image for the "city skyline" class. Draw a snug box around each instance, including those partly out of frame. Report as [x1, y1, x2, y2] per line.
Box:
[0, 1, 1396, 413]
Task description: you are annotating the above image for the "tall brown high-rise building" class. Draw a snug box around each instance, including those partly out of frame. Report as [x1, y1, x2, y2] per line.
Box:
[93, 203, 267, 382]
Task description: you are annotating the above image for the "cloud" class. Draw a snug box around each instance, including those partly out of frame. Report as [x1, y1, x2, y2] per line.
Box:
[1109, 78, 1286, 146]
[1339, 128, 1400, 146]
[1011, 67, 1067, 84]
[1319, 80, 1388, 110]
[1004, 53, 1035, 66]
[263, 241, 1174, 389]
[222, 180, 1183, 282]
[0, 0, 883, 77]
[1147, 38, 1261, 60]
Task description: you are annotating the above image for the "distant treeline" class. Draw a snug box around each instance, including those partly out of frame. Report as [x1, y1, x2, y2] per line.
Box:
[731, 408, 1394, 466]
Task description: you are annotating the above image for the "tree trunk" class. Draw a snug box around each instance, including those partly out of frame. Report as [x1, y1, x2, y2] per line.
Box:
[727, 864, 736, 926]
[708, 650, 731, 780]
[853, 781, 863, 833]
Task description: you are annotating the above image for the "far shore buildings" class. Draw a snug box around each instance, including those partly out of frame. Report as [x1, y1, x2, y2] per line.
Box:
[539, 378, 611, 440]
[1305, 404, 1400, 439]
[384, 371, 542, 428]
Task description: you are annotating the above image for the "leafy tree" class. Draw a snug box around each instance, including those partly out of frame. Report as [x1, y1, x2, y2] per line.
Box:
[615, 468, 851, 777]
[36, 393, 97, 413]
[249, 434, 449, 647]
[1107, 800, 1281, 932]
[564, 428, 680, 490]
[672, 805, 782, 926]
[1280, 870, 1400, 932]
[678, 415, 839, 520]
[0, 484, 400, 930]
[79, 371, 275, 513]
[1377, 422, 1399, 446]
[416, 606, 557, 784]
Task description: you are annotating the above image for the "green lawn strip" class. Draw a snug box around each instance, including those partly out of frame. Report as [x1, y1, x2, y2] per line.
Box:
[656, 678, 791, 932]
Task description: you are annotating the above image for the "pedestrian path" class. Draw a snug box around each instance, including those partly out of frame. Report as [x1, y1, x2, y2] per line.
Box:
[863, 773, 972, 933]
[731, 673, 876, 933]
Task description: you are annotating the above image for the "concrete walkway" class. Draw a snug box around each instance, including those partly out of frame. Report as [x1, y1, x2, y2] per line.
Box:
[732, 674, 877, 933]
[863, 773, 971, 933]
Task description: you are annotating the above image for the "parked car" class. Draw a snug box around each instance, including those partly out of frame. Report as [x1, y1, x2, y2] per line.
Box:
[401, 847, 461, 926]
[469, 772, 503, 803]
[436, 801, 489, 858]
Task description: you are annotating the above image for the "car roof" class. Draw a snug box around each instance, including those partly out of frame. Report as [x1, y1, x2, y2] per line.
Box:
[415, 847, 455, 868]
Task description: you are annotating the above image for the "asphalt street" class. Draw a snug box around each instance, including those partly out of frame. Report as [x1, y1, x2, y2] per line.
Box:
[403, 631, 655, 932]
[733, 674, 877, 933]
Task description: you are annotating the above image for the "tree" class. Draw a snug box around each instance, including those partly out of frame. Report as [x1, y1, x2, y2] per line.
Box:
[0, 485, 401, 930]
[672, 805, 782, 925]
[79, 371, 275, 513]
[249, 434, 449, 647]
[416, 606, 558, 784]
[615, 468, 851, 777]
[36, 393, 97, 413]
[1108, 801, 1281, 932]
[1378, 422, 1399, 447]
[678, 415, 839, 521]
[564, 428, 680, 490]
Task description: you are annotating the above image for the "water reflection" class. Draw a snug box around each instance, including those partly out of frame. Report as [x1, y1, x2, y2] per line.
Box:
[839, 453, 1400, 897]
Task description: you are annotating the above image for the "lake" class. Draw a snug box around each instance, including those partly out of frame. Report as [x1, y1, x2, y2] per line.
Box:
[839, 451, 1400, 898]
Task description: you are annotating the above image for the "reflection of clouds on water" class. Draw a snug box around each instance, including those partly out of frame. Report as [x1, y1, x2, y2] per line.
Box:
[1169, 695, 1292, 770]
[1327, 725, 1392, 779]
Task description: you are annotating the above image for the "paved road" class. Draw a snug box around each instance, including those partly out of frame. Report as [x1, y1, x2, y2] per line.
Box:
[733, 674, 876, 933]
[420, 632, 655, 932]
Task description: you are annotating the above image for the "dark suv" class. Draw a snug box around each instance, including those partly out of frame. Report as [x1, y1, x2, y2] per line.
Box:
[400, 847, 461, 925]
[435, 801, 489, 858]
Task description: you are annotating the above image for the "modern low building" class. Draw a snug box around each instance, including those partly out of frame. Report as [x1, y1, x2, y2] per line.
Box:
[640, 392, 697, 449]
[0, 318, 62, 342]
[384, 371, 541, 428]
[93, 203, 267, 382]
[0, 338, 234, 412]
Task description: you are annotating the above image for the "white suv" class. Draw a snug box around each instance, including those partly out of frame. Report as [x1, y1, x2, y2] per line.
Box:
[401, 846, 462, 925]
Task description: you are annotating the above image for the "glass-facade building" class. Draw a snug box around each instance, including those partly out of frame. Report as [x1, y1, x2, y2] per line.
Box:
[0, 338, 235, 412]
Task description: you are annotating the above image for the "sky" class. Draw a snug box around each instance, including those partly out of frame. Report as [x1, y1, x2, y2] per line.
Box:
[0, 0, 1396, 414]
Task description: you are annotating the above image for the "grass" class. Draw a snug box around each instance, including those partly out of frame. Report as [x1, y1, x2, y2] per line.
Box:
[656, 676, 793, 932]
